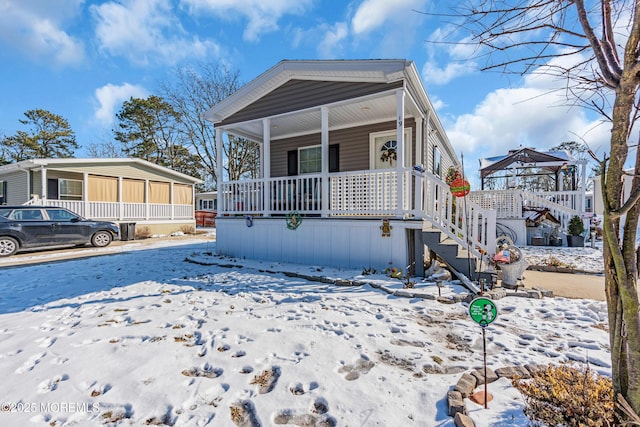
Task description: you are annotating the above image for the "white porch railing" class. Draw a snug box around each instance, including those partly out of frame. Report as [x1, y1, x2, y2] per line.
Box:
[218, 169, 495, 258]
[35, 199, 194, 221]
[468, 189, 582, 232]
[329, 169, 411, 215]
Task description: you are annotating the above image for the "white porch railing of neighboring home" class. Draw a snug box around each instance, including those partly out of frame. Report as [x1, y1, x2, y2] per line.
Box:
[37, 199, 194, 221]
[467, 190, 523, 218]
[468, 189, 582, 232]
[414, 171, 497, 259]
[520, 190, 581, 231]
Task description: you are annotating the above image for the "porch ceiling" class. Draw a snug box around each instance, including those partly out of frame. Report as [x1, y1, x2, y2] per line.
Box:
[220, 90, 420, 143]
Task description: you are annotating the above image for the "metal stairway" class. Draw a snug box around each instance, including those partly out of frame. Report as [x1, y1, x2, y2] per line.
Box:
[416, 227, 482, 283]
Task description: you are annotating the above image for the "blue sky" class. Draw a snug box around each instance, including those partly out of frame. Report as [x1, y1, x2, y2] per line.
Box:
[0, 0, 610, 185]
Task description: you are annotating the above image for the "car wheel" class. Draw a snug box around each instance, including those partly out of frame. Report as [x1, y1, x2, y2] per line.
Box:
[91, 231, 113, 247]
[0, 237, 19, 257]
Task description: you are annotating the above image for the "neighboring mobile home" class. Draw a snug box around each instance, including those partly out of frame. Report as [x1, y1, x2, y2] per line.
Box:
[204, 59, 496, 276]
[0, 158, 202, 236]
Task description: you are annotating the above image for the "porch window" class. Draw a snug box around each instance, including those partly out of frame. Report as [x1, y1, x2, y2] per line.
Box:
[299, 145, 321, 174]
[200, 199, 217, 210]
[432, 146, 441, 176]
[59, 179, 83, 201]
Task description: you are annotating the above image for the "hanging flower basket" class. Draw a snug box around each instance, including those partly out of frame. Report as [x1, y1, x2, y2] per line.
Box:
[450, 176, 470, 197]
[445, 167, 459, 185]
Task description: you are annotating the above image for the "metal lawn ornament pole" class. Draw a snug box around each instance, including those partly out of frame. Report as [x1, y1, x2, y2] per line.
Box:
[460, 153, 473, 281]
[468, 297, 498, 409]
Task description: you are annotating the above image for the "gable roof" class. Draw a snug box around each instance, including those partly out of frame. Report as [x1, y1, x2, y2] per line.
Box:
[0, 158, 202, 184]
[204, 59, 416, 124]
[203, 59, 456, 163]
[479, 147, 575, 172]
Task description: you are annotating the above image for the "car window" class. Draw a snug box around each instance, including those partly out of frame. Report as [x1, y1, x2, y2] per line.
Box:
[13, 209, 44, 220]
[0, 208, 12, 219]
[46, 209, 77, 221]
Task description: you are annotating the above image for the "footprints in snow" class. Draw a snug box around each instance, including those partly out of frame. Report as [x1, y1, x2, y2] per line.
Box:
[338, 356, 375, 381]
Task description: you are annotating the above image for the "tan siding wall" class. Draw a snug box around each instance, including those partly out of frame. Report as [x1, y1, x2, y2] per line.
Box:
[270, 119, 416, 177]
[221, 80, 403, 126]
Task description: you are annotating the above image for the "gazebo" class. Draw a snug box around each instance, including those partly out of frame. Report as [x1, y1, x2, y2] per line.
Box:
[469, 147, 588, 245]
[478, 147, 586, 192]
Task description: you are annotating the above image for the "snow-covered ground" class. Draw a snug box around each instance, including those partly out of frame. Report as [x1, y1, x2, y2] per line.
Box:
[0, 237, 610, 426]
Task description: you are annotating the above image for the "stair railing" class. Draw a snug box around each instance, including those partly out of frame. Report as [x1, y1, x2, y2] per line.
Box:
[414, 170, 496, 260]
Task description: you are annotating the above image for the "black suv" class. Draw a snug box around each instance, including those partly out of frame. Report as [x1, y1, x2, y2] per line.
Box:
[0, 206, 120, 257]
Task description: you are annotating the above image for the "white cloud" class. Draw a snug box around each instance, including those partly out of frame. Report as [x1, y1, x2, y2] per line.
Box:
[421, 27, 477, 85]
[351, 0, 426, 35]
[94, 83, 148, 126]
[91, 0, 220, 66]
[348, 0, 429, 57]
[443, 85, 610, 186]
[317, 22, 348, 58]
[181, 0, 314, 42]
[0, 0, 85, 66]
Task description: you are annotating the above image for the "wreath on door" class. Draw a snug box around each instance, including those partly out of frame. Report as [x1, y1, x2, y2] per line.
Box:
[379, 140, 397, 165]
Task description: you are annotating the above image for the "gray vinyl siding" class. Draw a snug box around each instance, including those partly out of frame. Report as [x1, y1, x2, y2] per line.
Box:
[270, 119, 416, 177]
[220, 80, 403, 126]
[1, 170, 30, 205]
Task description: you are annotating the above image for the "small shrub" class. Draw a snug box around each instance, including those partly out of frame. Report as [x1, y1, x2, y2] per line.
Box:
[179, 224, 195, 234]
[568, 215, 585, 236]
[514, 364, 614, 426]
[135, 226, 152, 239]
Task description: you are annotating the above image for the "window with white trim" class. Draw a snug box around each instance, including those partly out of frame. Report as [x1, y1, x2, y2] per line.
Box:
[299, 145, 321, 174]
[59, 179, 83, 201]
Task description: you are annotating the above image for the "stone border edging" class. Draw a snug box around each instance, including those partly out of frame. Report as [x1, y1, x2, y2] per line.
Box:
[448, 364, 546, 426]
[185, 256, 554, 302]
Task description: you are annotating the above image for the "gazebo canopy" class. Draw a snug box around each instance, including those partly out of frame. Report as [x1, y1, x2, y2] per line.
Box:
[479, 147, 580, 191]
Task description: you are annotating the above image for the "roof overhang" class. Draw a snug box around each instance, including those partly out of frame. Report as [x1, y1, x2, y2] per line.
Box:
[204, 60, 451, 156]
[0, 158, 203, 184]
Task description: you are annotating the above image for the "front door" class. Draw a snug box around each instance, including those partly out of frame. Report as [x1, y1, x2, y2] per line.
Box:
[370, 129, 412, 170]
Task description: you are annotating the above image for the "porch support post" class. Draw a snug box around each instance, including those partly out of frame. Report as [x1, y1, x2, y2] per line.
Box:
[396, 88, 405, 216]
[82, 172, 89, 218]
[145, 179, 150, 220]
[414, 117, 424, 217]
[170, 182, 175, 220]
[580, 160, 587, 212]
[118, 176, 124, 220]
[263, 118, 271, 217]
[321, 107, 329, 217]
[215, 127, 223, 213]
[415, 117, 423, 167]
[40, 165, 47, 201]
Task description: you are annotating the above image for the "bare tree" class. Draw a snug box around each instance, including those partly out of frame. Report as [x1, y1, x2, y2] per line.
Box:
[85, 139, 123, 158]
[431, 0, 640, 418]
[160, 63, 260, 189]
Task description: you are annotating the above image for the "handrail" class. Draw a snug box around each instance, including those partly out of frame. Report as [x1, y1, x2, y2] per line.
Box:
[415, 171, 496, 260]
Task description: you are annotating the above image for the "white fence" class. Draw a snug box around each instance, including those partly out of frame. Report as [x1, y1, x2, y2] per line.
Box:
[468, 189, 582, 232]
[38, 199, 194, 221]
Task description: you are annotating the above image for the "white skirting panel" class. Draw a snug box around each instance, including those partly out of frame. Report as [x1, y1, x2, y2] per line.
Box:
[216, 217, 420, 270]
